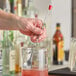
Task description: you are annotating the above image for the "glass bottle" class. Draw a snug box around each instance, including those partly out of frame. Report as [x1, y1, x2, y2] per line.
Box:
[3, 0, 10, 12]
[15, 0, 25, 72]
[23, 0, 38, 18]
[2, 0, 11, 76]
[2, 31, 15, 76]
[22, 0, 29, 12]
[12, 0, 22, 73]
[17, 0, 22, 16]
[10, 0, 14, 13]
[0, 31, 3, 72]
[14, 32, 21, 73]
[15, 0, 23, 72]
[14, 31, 27, 73]
[9, 43, 15, 74]
[13, 0, 17, 14]
[9, 31, 15, 75]
[53, 23, 64, 65]
[2, 31, 10, 76]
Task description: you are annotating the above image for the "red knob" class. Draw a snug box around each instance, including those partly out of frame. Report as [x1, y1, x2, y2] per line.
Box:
[21, 42, 24, 47]
[49, 5, 52, 10]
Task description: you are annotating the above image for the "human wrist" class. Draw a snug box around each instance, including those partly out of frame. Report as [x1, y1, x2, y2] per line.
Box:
[11, 14, 20, 30]
[17, 17, 28, 31]
[14, 15, 20, 29]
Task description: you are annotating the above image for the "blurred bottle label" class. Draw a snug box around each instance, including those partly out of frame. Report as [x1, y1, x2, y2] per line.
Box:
[58, 41, 64, 62]
[9, 50, 15, 71]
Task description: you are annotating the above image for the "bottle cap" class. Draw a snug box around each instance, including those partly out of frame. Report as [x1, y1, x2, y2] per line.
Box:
[49, 5, 52, 10]
[56, 23, 60, 27]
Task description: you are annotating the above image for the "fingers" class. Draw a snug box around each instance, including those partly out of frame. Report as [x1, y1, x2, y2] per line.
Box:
[19, 17, 46, 42]
[27, 18, 43, 28]
[34, 19, 43, 28]
[31, 25, 44, 35]
[30, 35, 37, 43]
[28, 19, 43, 35]
[26, 21, 44, 35]
[37, 28, 46, 42]
[30, 27, 46, 43]
[20, 26, 46, 43]
[31, 33, 46, 43]
[19, 17, 43, 35]
[37, 33, 46, 42]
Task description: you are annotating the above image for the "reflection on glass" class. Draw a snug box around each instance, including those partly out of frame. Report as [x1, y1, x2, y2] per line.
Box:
[69, 38, 76, 72]
[21, 38, 49, 76]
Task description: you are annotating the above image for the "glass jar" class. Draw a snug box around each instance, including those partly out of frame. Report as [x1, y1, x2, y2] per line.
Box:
[21, 38, 49, 76]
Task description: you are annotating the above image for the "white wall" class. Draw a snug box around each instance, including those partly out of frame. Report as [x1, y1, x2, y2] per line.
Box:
[33, 0, 72, 50]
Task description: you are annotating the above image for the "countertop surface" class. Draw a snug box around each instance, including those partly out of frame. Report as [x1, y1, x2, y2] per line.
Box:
[49, 67, 76, 76]
[0, 68, 76, 76]
[0, 72, 21, 76]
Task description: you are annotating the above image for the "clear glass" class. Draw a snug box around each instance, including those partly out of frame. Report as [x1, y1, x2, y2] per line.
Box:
[32, 47, 48, 76]
[21, 45, 32, 76]
[69, 38, 76, 72]
[21, 39, 49, 76]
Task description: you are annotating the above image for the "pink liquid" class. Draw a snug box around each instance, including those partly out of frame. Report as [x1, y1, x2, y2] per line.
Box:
[22, 69, 48, 76]
[22, 70, 32, 76]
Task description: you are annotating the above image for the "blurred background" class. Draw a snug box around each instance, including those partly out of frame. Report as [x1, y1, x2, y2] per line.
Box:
[0, 0, 73, 76]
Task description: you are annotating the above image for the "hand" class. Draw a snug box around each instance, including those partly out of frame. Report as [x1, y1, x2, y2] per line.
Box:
[18, 17, 46, 42]
[30, 27, 46, 43]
